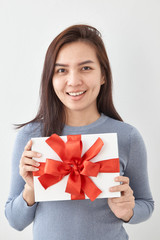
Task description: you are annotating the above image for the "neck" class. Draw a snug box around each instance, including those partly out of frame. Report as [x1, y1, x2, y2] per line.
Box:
[65, 110, 101, 127]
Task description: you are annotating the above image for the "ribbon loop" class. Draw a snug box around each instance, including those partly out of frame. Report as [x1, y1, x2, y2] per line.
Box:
[44, 159, 71, 176]
[81, 137, 104, 162]
[45, 134, 66, 161]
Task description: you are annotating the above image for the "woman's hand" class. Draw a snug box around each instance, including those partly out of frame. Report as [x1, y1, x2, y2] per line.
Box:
[19, 140, 41, 188]
[108, 176, 135, 222]
[19, 140, 41, 205]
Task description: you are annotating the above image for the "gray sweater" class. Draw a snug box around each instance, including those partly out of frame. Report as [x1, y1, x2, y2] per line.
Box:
[5, 114, 154, 240]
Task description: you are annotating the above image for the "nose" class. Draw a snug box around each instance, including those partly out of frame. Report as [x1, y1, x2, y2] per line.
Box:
[67, 70, 82, 86]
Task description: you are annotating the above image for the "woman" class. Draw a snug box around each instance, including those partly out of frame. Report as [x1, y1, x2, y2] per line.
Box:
[5, 25, 154, 240]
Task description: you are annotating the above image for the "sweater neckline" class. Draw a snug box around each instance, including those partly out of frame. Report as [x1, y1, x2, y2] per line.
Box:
[63, 113, 108, 134]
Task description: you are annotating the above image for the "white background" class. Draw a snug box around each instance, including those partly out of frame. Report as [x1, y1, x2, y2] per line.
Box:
[0, 0, 160, 239]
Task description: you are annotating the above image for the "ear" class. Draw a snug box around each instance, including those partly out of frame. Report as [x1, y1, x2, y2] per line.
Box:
[101, 76, 105, 85]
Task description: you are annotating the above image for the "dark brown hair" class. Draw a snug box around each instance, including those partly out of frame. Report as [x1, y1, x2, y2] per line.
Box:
[17, 24, 123, 136]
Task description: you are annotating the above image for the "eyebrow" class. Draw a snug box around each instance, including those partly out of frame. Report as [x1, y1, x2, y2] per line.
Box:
[54, 60, 94, 67]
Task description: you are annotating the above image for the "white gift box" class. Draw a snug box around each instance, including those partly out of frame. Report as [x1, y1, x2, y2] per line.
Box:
[32, 133, 120, 202]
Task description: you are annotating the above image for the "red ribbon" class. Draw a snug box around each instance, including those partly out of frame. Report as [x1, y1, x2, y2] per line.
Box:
[33, 134, 120, 201]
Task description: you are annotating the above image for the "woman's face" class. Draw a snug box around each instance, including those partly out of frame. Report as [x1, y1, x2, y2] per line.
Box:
[52, 41, 105, 116]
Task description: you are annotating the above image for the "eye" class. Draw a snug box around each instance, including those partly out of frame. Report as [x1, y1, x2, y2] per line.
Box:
[57, 68, 66, 73]
[82, 66, 91, 71]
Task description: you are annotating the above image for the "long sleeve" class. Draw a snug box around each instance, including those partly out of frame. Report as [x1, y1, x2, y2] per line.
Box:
[124, 127, 154, 224]
[5, 124, 40, 231]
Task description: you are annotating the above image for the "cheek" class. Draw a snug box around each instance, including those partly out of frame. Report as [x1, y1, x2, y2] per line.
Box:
[52, 78, 61, 92]
[91, 77, 103, 91]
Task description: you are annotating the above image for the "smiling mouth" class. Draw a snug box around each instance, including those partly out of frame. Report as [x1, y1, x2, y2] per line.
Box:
[67, 91, 86, 96]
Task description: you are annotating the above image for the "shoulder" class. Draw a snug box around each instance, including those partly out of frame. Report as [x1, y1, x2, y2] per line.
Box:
[15, 122, 42, 146]
[11, 122, 43, 165]
[103, 116, 147, 172]
[101, 115, 145, 147]
[105, 115, 143, 138]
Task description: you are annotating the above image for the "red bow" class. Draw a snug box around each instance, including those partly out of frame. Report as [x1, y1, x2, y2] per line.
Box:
[33, 134, 120, 201]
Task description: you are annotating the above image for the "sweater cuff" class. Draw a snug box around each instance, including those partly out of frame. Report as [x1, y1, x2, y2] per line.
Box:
[18, 191, 37, 209]
[5, 192, 38, 231]
[127, 201, 153, 224]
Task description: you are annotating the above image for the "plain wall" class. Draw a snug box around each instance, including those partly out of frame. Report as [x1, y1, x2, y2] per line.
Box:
[0, 0, 160, 239]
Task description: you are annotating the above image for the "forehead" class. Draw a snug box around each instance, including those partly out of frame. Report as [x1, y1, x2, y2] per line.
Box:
[56, 41, 99, 63]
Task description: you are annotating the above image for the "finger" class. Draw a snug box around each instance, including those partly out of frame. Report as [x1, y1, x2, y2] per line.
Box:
[20, 165, 39, 176]
[20, 157, 40, 167]
[114, 176, 129, 184]
[24, 140, 32, 151]
[110, 183, 130, 193]
[22, 150, 42, 159]
[109, 194, 135, 203]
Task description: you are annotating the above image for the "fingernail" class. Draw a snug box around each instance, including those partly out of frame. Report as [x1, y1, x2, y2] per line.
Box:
[34, 168, 39, 171]
[115, 177, 118, 181]
[37, 153, 42, 157]
[110, 187, 113, 192]
[36, 162, 40, 167]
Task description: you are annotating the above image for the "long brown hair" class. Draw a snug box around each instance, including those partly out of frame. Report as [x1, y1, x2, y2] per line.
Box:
[17, 24, 123, 136]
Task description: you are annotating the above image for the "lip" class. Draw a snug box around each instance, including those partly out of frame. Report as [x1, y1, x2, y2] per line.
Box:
[66, 90, 86, 93]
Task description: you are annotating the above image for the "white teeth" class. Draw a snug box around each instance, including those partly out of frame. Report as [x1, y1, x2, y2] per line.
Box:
[68, 91, 85, 96]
